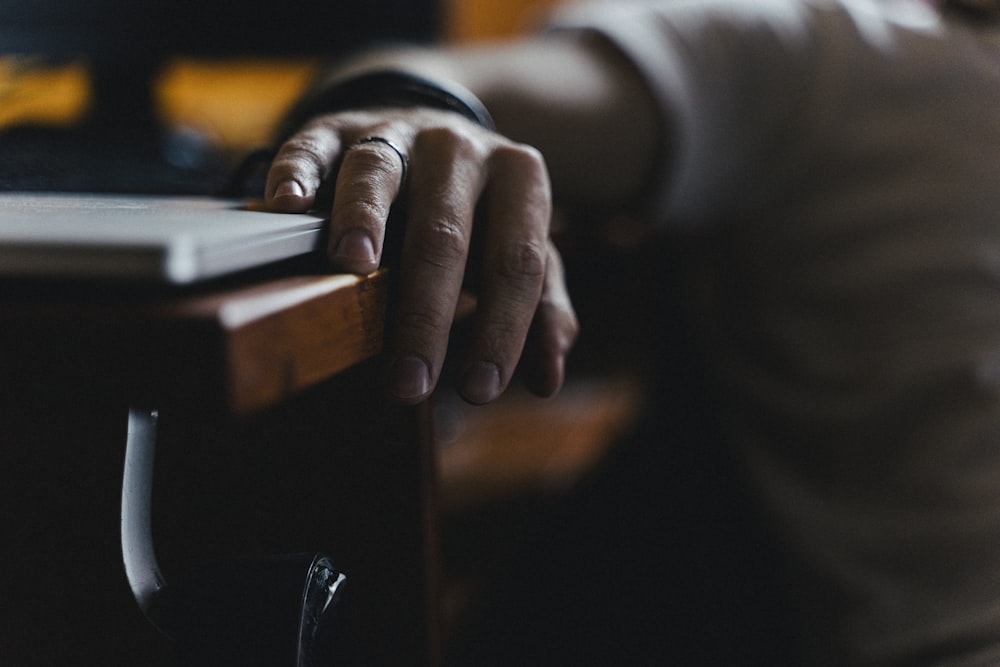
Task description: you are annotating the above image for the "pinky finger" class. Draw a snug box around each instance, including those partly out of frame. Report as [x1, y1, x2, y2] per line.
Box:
[521, 241, 578, 398]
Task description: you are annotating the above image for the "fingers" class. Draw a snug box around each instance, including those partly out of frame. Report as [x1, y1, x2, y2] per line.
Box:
[266, 111, 578, 405]
[265, 121, 344, 213]
[328, 135, 409, 273]
[266, 118, 410, 274]
[387, 128, 487, 404]
[457, 144, 552, 404]
[521, 241, 579, 398]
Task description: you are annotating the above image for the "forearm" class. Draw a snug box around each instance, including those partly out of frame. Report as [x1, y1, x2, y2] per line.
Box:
[307, 33, 660, 210]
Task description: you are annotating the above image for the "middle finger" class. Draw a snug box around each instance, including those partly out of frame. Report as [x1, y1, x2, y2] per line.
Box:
[387, 127, 488, 403]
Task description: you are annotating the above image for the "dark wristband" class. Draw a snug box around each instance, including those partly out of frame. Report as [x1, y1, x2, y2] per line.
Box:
[277, 69, 496, 141]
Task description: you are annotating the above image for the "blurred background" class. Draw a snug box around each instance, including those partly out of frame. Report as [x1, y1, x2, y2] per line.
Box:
[0, 1, 670, 663]
[0, 0, 572, 171]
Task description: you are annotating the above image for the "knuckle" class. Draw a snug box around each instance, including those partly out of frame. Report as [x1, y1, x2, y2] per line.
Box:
[556, 310, 581, 351]
[347, 143, 401, 180]
[415, 124, 484, 162]
[537, 297, 579, 351]
[560, 313, 581, 350]
[472, 318, 523, 366]
[492, 316, 528, 348]
[395, 307, 448, 341]
[338, 195, 389, 222]
[491, 142, 548, 177]
[275, 138, 332, 176]
[334, 145, 406, 220]
[409, 215, 469, 268]
[535, 304, 580, 355]
[488, 142, 553, 209]
[496, 240, 547, 283]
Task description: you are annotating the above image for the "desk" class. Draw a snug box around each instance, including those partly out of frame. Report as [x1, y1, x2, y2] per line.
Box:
[0, 269, 441, 665]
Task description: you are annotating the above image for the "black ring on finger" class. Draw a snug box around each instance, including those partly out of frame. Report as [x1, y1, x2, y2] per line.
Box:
[352, 135, 409, 190]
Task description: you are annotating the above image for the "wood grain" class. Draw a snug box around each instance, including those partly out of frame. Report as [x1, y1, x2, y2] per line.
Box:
[0, 269, 389, 415]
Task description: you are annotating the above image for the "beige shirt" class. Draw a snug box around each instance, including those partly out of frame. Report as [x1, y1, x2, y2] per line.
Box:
[555, 1, 1000, 664]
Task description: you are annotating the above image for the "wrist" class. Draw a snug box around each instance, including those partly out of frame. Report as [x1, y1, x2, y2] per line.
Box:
[277, 67, 495, 141]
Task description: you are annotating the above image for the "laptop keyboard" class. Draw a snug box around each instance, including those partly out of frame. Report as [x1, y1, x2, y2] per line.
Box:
[0, 124, 240, 196]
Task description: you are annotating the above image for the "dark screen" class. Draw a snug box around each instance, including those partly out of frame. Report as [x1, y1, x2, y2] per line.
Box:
[0, 1, 440, 193]
[0, 0, 438, 58]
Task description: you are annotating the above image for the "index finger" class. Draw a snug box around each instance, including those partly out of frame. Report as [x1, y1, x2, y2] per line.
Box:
[264, 121, 345, 213]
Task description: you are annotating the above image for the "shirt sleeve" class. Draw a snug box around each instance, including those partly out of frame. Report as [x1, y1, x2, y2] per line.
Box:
[547, 0, 821, 227]
[545, 0, 950, 231]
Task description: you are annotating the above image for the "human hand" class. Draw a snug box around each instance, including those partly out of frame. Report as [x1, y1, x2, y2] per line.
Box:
[264, 107, 578, 405]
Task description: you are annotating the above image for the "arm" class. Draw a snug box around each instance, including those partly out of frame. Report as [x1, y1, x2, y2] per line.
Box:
[302, 33, 660, 207]
[264, 33, 661, 405]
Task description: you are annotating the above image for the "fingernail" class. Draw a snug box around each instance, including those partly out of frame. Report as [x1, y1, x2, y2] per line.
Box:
[335, 230, 377, 266]
[273, 179, 305, 200]
[461, 362, 501, 405]
[389, 356, 431, 401]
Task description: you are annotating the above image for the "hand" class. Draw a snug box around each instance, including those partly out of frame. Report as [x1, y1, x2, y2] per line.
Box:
[264, 107, 578, 405]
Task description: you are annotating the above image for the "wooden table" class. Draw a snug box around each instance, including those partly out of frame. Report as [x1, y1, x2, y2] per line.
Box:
[0, 268, 442, 665]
